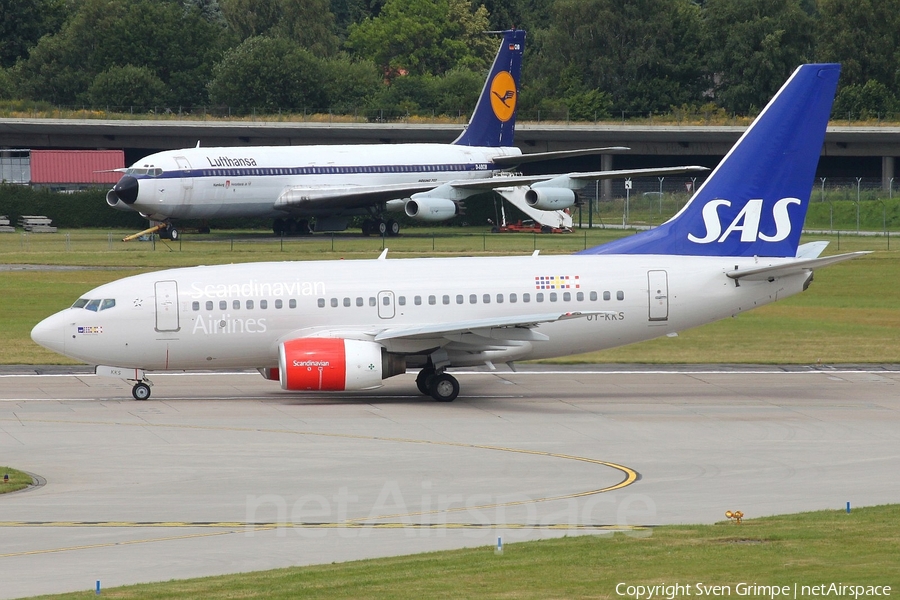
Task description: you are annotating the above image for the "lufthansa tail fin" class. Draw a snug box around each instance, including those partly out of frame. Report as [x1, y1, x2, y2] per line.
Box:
[452, 29, 525, 148]
[579, 63, 840, 258]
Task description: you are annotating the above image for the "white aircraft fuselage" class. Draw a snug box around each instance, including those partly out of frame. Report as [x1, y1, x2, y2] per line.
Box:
[116, 144, 521, 221]
[32, 253, 807, 371]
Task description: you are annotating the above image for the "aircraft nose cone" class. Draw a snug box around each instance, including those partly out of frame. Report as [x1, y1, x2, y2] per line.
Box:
[113, 175, 139, 205]
[31, 314, 66, 356]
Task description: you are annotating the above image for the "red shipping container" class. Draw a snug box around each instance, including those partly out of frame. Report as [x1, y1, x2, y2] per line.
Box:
[29, 150, 124, 185]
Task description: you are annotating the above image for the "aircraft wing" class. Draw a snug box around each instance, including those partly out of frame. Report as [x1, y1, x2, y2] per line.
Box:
[273, 165, 709, 214]
[374, 310, 613, 342]
[726, 252, 869, 281]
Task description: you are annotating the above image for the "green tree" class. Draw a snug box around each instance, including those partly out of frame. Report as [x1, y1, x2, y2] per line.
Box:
[87, 65, 170, 109]
[221, 0, 339, 56]
[833, 80, 899, 119]
[526, 0, 704, 115]
[0, 0, 69, 68]
[13, 0, 227, 108]
[346, 0, 493, 77]
[207, 36, 326, 113]
[319, 54, 382, 113]
[817, 0, 900, 111]
[702, 0, 816, 114]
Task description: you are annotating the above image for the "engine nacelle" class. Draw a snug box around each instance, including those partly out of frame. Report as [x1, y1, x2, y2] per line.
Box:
[405, 197, 458, 222]
[524, 187, 577, 210]
[277, 338, 405, 391]
[106, 189, 135, 211]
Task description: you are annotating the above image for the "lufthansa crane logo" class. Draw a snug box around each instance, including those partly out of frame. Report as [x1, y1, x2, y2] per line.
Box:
[490, 71, 517, 122]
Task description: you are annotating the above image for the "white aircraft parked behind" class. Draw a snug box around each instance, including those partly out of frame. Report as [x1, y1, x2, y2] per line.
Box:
[35, 63, 863, 402]
[105, 29, 704, 240]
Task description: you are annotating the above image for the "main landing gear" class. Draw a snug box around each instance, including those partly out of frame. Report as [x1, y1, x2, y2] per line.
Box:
[361, 218, 400, 237]
[416, 368, 460, 402]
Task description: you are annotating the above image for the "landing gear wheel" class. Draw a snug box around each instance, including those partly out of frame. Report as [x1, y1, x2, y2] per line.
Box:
[416, 368, 435, 395]
[376, 220, 388, 236]
[168, 226, 180, 241]
[132, 382, 151, 401]
[387, 219, 400, 236]
[361, 219, 374, 236]
[429, 373, 459, 402]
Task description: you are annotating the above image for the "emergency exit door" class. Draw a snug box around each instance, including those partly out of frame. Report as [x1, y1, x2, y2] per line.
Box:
[648, 270, 669, 322]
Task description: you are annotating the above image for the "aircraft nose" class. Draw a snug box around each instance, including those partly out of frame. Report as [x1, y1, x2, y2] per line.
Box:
[31, 313, 66, 356]
[113, 175, 139, 205]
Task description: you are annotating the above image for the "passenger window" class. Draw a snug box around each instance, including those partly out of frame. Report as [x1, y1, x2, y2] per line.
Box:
[536, 293, 544, 302]
[563, 292, 571, 302]
[617, 291, 624, 301]
[398, 296, 406, 306]
[370, 297, 376, 307]
[317, 298, 325, 308]
[456, 295, 464, 304]
[343, 297, 351, 307]
[483, 294, 490, 304]
[383, 296, 391, 306]
[233, 300, 240, 310]
[577, 292, 584, 301]
[550, 292, 557, 302]
[510, 293, 517, 303]
[289, 299, 297, 308]
[428, 295, 436, 305]
[415, 296, 422, 306]
[101, 299, 116, 311]
[523, 293, 531, 303]
[330, 298, 338, 307]
[260, 300, 267, 309]
[275, 299, 283, 309]
[356, 297, 363, 307]
[192, 301, 200, 311]
[206, 301, 214, 310]
[247, 300, 254, 309]
[442, 295, 450, 305]
[603, 291, 610, 301]
[469, 294, 477, 304]
[220, 300, 227, 310]
[496, 294, 503, 303]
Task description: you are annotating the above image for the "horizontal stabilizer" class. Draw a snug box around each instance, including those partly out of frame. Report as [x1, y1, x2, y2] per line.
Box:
[492, 146, 629, 167]
[726, 252, 868, 281]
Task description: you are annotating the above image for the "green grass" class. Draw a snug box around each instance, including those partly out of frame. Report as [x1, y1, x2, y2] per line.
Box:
[32, 504, 900, 599]
[3, 228, 898, 365]
[0, 466, 33, 494]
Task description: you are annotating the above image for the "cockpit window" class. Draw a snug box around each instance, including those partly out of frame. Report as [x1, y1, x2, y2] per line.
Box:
[71, 298, 117, 311]
[124, 167, 163, 177]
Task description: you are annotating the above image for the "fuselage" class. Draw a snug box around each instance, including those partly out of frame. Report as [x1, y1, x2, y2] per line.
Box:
[31, 253, 810, 372]
[112, 144, 522, 221]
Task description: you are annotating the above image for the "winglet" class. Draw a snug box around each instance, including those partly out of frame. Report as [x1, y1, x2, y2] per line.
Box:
[580, 64, 841, 258]
[453, 29, 525, 148]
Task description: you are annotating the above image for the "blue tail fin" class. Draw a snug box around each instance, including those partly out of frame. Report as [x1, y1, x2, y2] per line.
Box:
[579, 64, 840, 258]
[452, 29, 525, 148]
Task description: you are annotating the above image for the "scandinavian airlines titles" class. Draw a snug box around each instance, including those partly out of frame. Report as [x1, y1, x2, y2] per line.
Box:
[688, 197, 801, 244]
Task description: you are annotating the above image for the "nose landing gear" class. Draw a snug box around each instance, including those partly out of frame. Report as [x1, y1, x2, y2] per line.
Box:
[132, 381, 152, 400]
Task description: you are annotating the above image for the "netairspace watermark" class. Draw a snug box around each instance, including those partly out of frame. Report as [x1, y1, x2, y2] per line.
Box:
[615, 583, 892, 600]
[244, 480, 655, 539]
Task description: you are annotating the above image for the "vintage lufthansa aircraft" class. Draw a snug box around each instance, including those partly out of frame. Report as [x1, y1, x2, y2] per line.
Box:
[105, 29, 702, 239]
[34, 63, 863, 402]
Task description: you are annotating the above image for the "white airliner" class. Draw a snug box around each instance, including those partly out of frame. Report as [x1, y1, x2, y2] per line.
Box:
[105, 29, 703, 239]
[34, 63, 863, 402]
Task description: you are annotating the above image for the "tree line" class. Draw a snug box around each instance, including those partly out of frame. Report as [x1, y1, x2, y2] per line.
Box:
[1, 0, 898, 121]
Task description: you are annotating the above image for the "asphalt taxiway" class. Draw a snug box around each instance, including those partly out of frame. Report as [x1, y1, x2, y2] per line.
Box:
[1, 365, 898, 598]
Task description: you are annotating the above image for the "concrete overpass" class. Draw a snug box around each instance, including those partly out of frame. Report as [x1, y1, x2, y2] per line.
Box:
[1, 118, 898, 189]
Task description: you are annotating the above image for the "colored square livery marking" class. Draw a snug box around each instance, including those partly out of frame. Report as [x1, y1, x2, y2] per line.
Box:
[535, 275, 580, 290]
[77, 326, 103, 334]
